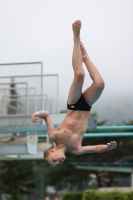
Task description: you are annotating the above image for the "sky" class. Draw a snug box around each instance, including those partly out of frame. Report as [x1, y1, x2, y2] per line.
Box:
[0, 0, 133, 124]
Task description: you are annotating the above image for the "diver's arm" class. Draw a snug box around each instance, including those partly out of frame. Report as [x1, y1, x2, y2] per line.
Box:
[73, 141, 117, 155]
[30, 111, 55, 139]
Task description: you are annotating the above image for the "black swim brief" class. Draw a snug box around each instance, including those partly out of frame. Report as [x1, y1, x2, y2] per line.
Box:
[67, 95, 91, 111]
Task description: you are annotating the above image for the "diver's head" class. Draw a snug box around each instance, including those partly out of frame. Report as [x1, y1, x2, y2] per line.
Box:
[43, 147, 66, 167]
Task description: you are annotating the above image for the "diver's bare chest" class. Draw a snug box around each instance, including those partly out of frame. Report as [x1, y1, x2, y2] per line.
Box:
[55, 128, 83, 149]
[54, 112, 89, 148]
[67, 134, 83, 150]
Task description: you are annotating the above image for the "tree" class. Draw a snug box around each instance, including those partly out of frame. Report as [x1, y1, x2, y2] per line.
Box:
[0, 160, 37, 200]
[123, 120, 133, 125]
[7, 78, 18, 114]
[90, 112, 108, 126]
[34, 159, 89, 190]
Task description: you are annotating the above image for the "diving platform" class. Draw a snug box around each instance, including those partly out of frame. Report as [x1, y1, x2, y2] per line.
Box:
[0, 133, 37, 155]
[3, 142, 52, 160]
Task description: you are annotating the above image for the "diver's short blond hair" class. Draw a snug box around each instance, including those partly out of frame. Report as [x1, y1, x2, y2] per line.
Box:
[43, 147, 54, 165]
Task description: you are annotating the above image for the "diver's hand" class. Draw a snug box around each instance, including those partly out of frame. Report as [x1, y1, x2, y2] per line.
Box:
[30, 112, 40, 123]
[107, 141, 117, 150]
[30, 110, 49, 123]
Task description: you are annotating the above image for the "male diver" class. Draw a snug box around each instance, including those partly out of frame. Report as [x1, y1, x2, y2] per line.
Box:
[31, 20, 117, 166]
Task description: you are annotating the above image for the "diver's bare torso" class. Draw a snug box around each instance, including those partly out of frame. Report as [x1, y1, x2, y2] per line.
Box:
[53, 110, 90, 153]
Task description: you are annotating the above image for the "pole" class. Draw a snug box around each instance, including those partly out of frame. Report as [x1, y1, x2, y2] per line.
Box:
[131, 171, 133, 190]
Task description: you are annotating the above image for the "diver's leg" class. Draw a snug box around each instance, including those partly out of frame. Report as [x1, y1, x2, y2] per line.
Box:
[67, 20, 85, 104]
[80, 42, 105, 106]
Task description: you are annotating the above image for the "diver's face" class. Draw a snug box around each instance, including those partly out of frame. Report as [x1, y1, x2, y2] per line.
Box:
[46, 149, 66, 166]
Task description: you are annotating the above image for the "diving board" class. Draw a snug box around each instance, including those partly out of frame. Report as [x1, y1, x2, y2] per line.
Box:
[84, 132, 133, 137]
[0, 125, 133, 135]
[96, 126, 133, 131]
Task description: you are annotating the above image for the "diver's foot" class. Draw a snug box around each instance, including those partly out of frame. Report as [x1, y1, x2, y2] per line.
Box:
[72, 20, 81, 41]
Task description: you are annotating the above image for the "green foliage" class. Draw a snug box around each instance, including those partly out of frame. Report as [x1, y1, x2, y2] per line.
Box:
[82, 190, 131, 200]
[106, 190, 125, 200]
[60, 109, 67, 113]
[82, 190, 106, 200]
[0, 160, 37, 200]
[43, 163, 88, 187]
[123, 120, 133, 125]
[62, 192, 83, 200]
[124, 191, 133, 200]
[6, 195, 25, 200]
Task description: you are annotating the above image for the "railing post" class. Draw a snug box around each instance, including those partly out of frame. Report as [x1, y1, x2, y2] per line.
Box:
[131, 171, 133, 190]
